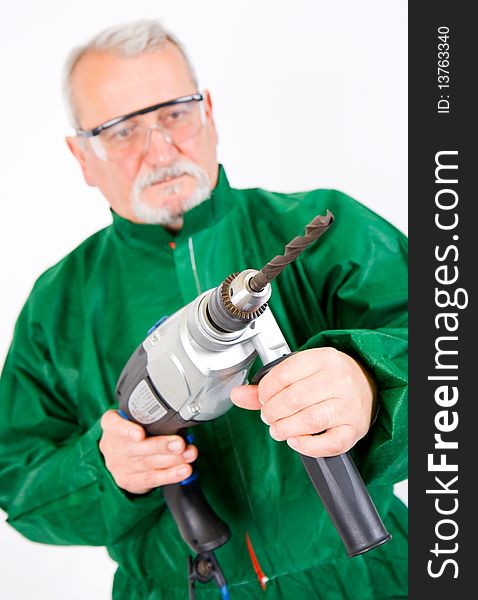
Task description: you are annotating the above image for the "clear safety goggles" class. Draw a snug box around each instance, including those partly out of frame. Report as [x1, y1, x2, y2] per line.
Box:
[76, 93, 205, 161]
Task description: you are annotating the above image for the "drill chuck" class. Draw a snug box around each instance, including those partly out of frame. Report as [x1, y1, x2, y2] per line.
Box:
[206, 269, 271, 333]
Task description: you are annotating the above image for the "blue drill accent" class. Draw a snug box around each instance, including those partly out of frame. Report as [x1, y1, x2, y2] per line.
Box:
[179, 469, 198, 486]
[220, 585, 230, 600]
[118, 409, 130, 420]
[147, 315, 169, 335]
[186, 433, 195, 444]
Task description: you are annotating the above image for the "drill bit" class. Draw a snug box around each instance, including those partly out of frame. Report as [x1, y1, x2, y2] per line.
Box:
[249, 210, 334, 292]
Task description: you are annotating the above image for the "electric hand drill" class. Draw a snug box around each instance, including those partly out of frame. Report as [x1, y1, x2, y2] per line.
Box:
[115, 211, 391, 596]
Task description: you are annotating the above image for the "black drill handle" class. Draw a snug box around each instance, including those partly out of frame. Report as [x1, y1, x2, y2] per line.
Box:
[162, 475, 231, 554]
[160, 432, 231, 554]
[117, 409, 231, 554]
[300, 453, 391, 556]
[252, 357, 391, 557]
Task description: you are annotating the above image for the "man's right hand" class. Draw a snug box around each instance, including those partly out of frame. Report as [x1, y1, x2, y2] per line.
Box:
[99, 410, 198, 495]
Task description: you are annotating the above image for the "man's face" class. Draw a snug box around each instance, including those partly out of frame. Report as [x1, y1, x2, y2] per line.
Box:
[67, 43, 219, 228]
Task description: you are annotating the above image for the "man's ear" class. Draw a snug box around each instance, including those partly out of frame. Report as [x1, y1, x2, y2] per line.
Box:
[203, 89, 216, 120]
[202, 89, 218, 144]
[65, 136, 96, 187]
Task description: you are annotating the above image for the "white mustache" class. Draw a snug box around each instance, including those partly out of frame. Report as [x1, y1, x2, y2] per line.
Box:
[136, 162, 205, 191]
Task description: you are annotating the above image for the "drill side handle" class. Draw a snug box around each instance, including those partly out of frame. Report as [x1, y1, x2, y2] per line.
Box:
[299, 453, 391, 557]
[251, 358, 391, 557]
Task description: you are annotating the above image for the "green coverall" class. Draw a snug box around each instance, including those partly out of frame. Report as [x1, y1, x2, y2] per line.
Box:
[0, 166, 408, 599]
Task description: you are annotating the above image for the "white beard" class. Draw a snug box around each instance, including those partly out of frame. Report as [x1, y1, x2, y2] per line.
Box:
[130, 159, 211, 225]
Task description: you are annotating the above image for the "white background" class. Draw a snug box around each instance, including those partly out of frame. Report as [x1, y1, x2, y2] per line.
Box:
[0, 1, 408, 598]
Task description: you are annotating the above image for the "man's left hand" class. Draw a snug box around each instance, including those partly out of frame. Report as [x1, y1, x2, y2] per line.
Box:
[230, 348, 377, 458]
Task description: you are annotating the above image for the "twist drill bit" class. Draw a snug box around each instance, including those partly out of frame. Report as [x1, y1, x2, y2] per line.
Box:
[249, 210, 334, 292]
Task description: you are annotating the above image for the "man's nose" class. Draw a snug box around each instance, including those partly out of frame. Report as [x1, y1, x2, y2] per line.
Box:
[143, 126, 178, 165]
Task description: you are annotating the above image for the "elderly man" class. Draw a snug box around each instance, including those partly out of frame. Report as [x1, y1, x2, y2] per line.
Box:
[0, 20, 408, 599]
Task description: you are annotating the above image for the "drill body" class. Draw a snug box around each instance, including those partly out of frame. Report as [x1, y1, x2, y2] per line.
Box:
[116, 269, 287, 436]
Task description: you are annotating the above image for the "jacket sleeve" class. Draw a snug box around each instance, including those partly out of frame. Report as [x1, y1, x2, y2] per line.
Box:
[0, 301, 165, 547]
[295, 193, 408, 487]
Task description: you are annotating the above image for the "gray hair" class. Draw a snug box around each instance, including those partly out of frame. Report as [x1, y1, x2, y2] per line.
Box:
[63, 19, 199, 128]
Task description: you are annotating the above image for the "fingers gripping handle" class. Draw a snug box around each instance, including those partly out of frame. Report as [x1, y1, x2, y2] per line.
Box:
[251, 359, 391, 557]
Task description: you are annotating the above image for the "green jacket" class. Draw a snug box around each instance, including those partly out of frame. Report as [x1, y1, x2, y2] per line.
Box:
[0, 166, 408, 599]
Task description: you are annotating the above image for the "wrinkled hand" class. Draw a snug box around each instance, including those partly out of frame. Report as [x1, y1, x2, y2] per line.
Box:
[99, 410, 198, 494]
[230, 348, 377, 458]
